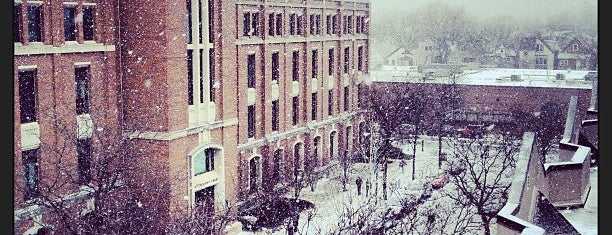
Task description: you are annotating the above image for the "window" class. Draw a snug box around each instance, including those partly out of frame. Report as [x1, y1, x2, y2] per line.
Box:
[187, 51, 194, 105]
[243, 12, 259, 37]
[344, 47, 350, 74]
[342, 15, 347, 34]
[328, 90, 333, 116]
[186, 0, 192, 43]
[77, 138, 92, 184]
[64, 5, 77, 41]
[297, 15, 303, 35]
[272, 52, 279, 81]
[347, 15, 353, 34]
[22, 148, 39, 200]
[194, 148, 215, 176]
[247, 54, 255, 88]
[14, 3, 22, 42]
[357, 46, 363, 72]
[311, 49, 318, 79]
[83, 5, 96, 41]
[293, 143, 303, 174]
[272, 150, 281, 185]
[535, 56, 547, 66]
[343, 86, 349, 111]
[315, 15, 321, 35]
[326, 15, 331, 35]
[309, 15, 315, 35]
[248, 105, 255, 138]
[195, 186, 214, 215]
[425, 45, 433, 51]
[199, 50, 204, 103]
[75, 66, 90, 115]
[573, 44, 578, 51]
[249, 157, 260, 192]
[268, 13, 274, 36]
[356, 16, 361, 34]
[332, 15, 339, 34]
[289, 13, 296, 35]
[560, 60, 568, 66]
[311, 93, 317, 121]
[275, 13, 282, 36]
[313, 137, 320, 167]
[328, 48, 334, 76]
[208, 0, 214, 42]
[19, 70, 37, 123]
[292, 50, 299, 81]
[27, 3, 43, 42]
[292, 96, 299, 126]
[209, 48, 215, 102]
[272, 100, 279, 131]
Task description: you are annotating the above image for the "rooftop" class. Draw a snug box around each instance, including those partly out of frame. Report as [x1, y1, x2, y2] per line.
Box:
[371, 67, 596, 90]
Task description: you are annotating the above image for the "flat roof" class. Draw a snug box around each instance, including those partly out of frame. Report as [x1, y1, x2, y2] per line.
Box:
[371, 68, 595, 89]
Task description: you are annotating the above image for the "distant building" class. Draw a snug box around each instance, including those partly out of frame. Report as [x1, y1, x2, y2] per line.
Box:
[517, 34, 597, 71]
[370, 39, 412, 69]
[410, 38, 482, 70]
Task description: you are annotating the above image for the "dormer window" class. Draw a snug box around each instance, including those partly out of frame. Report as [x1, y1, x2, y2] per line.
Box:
[572, 44, 578, 51]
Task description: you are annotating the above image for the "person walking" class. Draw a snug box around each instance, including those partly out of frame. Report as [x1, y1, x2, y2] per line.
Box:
[399, 159, 407, 173]
[356, 177, 363, 196]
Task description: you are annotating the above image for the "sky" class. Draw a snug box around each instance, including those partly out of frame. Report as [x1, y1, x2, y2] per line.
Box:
[371, 0, 598, 24]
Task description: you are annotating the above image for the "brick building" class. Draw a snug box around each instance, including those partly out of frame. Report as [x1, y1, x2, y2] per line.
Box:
[14, 0, 370, 233]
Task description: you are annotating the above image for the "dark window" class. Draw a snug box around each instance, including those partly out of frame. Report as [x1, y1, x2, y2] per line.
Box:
[292, 96, 299, 126]
[248, 105, 255, 138]
[289, 13, 296, 35]
[328, 48, 334, 76]
[268, 13, 274, 36]
[313, 137, 320, 167]
[195, 186, 214, 216]
[347, 15, 353, 34]
[292, 50, 299, 81]
[315, 15, 321, 35]
[297, 15, 303, 35]
[272, 52, 279, 81]
[275, 13, 282, 36]
[209, 48, 215, 102]
[28, 4, 42, 42]
[75, 66, 90, 115]
[252, 12, 259, 36]
[311, 93, 317, 121]
[14, 3, 22, 43]
[342, 15, 347, 34]
[326, 15, 331, 35]
[294, 143, 302, 174]
[19, 70, 37, 123]
[187, 51, 194, 105]
[356, 16, 361, 34]
[197, 0, 203, 43]
[249, 157, 259, 192]
[309, 15, 315, 35]
[311, 50, 318, 79]
[243, 12, 250, 36]
[77, 138, 92, 184]
[332, 15, 338, 34]
[64, 6, 76, 41]
[272, 100, 279, 131]
[208, 0, 214, 42]
[247, 54, 255, 88]
[330, 132, 336, 159]
[272, 150, 281, 185]
[344, 47, 350, 74]
[186, 0, 192, 43]
[328, 90, 333, 116]
[358, 46, 363, 71]
[344, 86, 349, 111]
[22, 149, 39, 200]
[83, 5, 95, 41]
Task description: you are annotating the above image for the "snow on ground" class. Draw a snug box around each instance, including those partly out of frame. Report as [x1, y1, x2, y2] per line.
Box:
[238, 136, 453, 234]
[560, 167, 598, 235]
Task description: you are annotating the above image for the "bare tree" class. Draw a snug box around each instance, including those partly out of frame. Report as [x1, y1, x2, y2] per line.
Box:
[535, 100, 564, 163]
[443, 135, 520, 235]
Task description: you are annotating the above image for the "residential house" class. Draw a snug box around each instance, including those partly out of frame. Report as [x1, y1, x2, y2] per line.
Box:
[517, 36, 556, 70]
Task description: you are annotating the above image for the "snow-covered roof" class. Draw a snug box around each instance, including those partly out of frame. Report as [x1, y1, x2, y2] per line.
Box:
[371, 68, 595, 89]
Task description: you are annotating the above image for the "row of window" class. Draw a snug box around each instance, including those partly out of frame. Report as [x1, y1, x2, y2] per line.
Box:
[247, 46, 366, 89]
[14, 2, 96, 44]
[18, 66, 91, 124]
[187, 49, 216, 105]
[242, 11, 367, 38]
[246, 88, 350, 138]
[186, 0, 214, 44]
[22, 138, 91, 201]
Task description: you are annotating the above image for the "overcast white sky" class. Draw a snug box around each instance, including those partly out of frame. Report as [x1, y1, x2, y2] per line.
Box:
[371, 0, 598, 23]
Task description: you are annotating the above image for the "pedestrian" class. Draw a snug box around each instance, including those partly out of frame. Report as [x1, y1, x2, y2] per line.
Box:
[365, 179, 371, 197]
[400, 159, 407, 173]
[356, 177, 363, 196]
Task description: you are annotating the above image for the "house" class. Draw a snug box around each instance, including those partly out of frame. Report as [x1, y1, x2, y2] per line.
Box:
[517, 34, 597, 71]
[410, 38, 482, 71]
[556, 36, 596, 70]
[370, 39, 412, 69]
[517, 36, 556, 70]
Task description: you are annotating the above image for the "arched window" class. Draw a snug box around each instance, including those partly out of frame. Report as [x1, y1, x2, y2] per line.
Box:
[249, 156, 261, 192]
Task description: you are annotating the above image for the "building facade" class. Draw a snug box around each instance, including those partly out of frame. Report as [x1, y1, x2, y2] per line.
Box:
[14, 0, 370, 233]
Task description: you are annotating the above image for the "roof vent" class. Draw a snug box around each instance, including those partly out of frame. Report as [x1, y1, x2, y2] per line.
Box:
[556, 73, 565, 80]
[510, 74, 521, 81]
